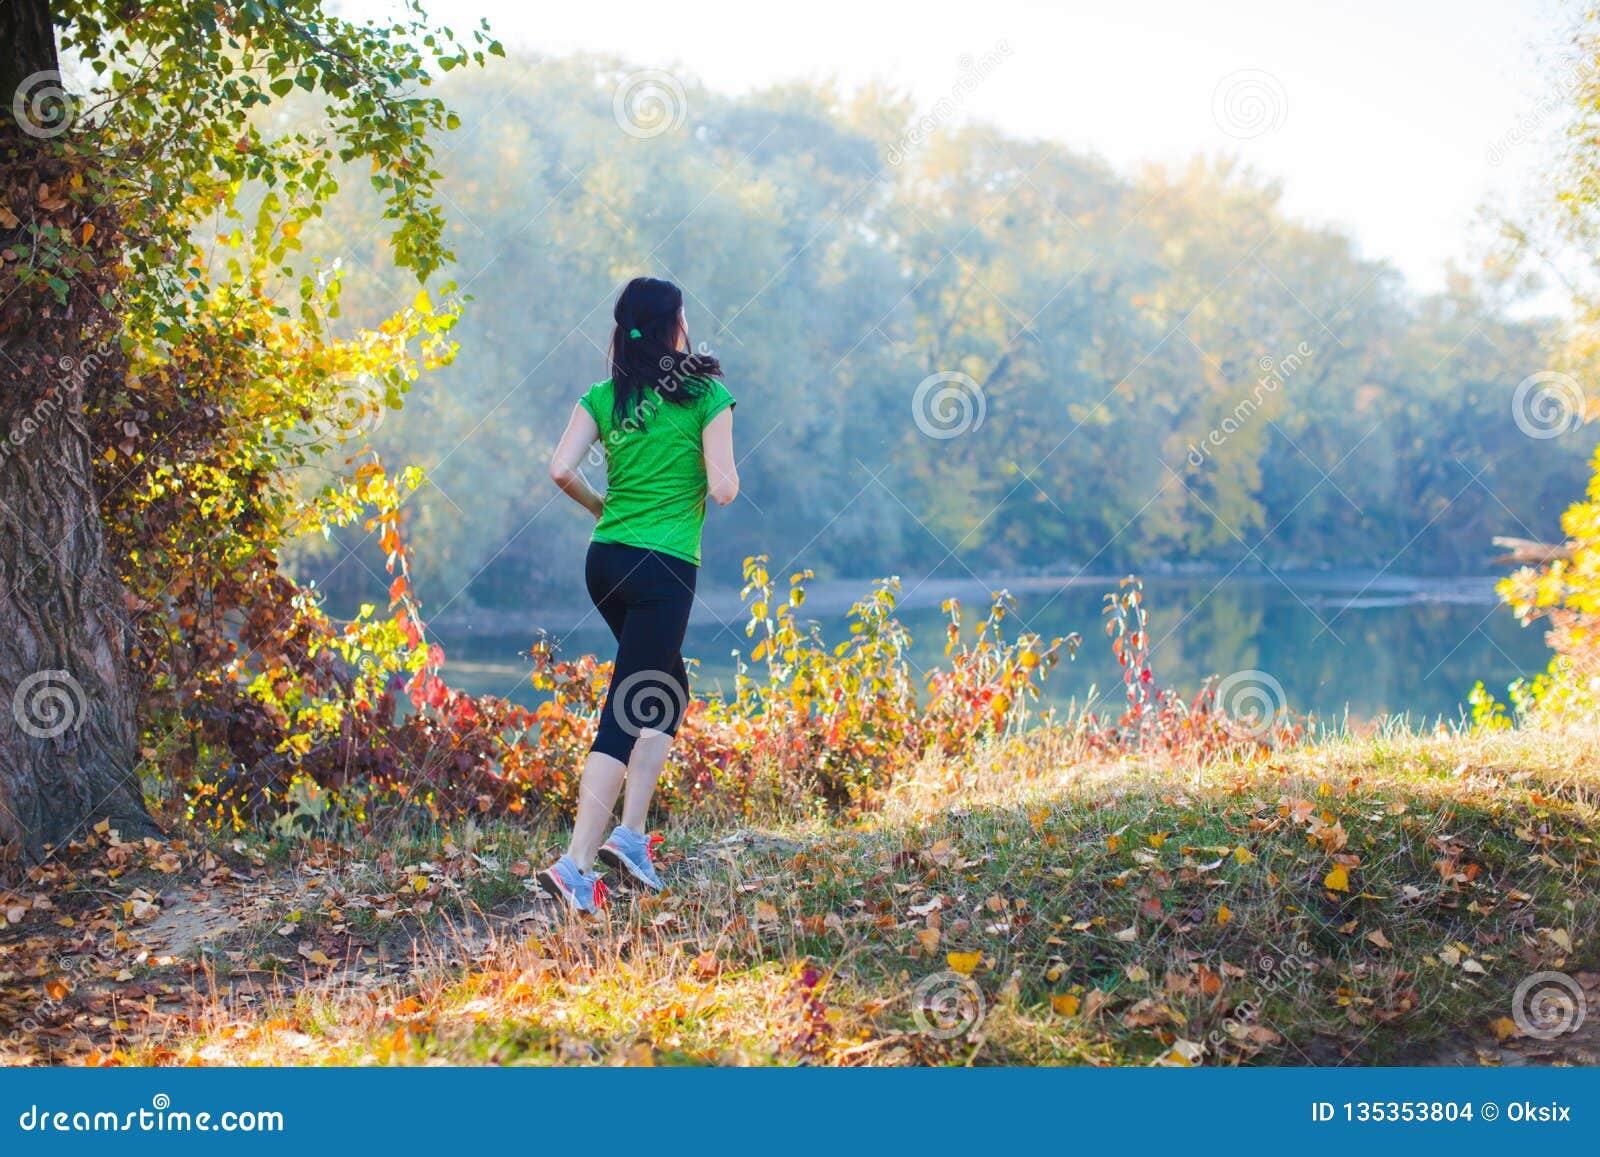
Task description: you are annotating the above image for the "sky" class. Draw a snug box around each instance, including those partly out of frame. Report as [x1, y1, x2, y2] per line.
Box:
[353, 0, 1577, 295]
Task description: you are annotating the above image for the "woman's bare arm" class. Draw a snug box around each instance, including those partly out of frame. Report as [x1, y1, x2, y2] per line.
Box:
[549, 404, 605, 519]
[702, 407, 738, 506]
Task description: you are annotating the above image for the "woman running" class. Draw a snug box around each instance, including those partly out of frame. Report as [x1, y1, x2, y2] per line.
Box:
[538, 276, 738, 913]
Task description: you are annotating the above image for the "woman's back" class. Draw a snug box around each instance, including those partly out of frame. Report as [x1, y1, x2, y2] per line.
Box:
[581, 376, 736, 566]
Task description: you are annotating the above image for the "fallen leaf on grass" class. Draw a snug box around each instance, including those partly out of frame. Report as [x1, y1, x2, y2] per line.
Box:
[1489, 1017, 1521, 1041]
[1050, 993, 1080, 1016]
[1323, 865, 1350, 893]
[297, 943, 335, 968]
[1158, 1038, 1205, 1066]
[946, 951, 981, 976]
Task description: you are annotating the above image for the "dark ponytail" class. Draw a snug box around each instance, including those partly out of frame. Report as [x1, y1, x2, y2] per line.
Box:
[608, 276, 722, 429]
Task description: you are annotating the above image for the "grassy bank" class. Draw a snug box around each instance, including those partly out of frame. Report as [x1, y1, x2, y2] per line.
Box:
[3, 724, 1596, 1067]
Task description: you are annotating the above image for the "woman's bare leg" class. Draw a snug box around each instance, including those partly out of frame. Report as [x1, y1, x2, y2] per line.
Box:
[565, 751, 626, 871]
[620, 728, 672, 832]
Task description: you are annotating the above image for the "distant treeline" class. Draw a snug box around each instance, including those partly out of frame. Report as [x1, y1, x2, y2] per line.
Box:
[289, 54, 1595, 609]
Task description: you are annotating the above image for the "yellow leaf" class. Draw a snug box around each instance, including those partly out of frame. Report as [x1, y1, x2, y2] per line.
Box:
[412, 288, 434, 315]
[754, 901, 779, 923]
[1323, 864, 1350, 893]
[1050, 992, 1080, 1016]
[1489, 1016, 1521, 1041]
[1217, 905, 1233, 927]
[1233, 845, 1254, 865]
[915, 927, 940, 951]
[1366, 928, 1393, 949]
[1160, 1039, 1205, 1066]
[410, 875, 429, 893]
[946, 951, 982, 976]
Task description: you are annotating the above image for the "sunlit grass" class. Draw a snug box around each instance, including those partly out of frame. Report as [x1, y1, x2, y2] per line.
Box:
[83, 721, 1597, 1068]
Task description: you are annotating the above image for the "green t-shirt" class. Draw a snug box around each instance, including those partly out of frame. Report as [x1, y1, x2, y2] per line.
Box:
[579, 376, 736, 565]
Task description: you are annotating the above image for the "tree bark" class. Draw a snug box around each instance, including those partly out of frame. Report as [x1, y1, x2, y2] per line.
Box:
[0, 1, 158, 860]
[0, 0, 60, 107]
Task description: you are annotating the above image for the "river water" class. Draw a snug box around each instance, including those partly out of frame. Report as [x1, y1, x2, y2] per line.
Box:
[431, 573, 1548, 725]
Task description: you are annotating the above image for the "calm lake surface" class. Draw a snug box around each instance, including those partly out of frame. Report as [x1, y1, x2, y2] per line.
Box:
[431, 574, 1548, 725]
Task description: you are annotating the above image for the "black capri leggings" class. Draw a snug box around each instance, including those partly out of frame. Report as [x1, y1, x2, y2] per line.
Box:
[585, 541, 697, 765]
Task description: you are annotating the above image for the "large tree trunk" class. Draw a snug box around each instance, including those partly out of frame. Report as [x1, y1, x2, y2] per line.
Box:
[0, 0, 158, 860]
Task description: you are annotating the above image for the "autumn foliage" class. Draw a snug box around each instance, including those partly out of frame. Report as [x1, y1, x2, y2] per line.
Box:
[173, 544, 1317, 840]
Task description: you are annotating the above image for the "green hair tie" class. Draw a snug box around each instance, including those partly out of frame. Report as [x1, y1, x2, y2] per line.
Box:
[628, 327, 642, 339]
